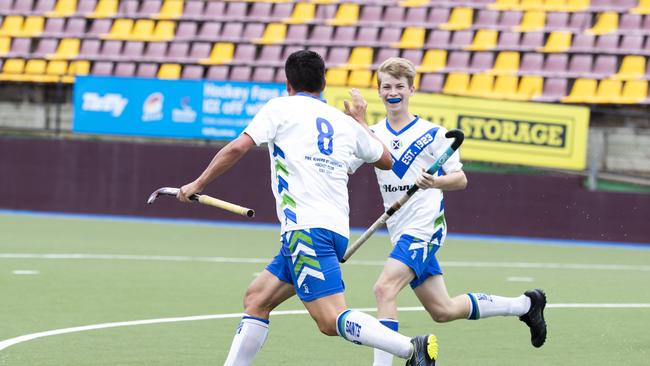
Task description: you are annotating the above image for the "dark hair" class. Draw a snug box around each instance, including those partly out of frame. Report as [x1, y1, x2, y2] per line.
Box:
[284, 50, 326, 93]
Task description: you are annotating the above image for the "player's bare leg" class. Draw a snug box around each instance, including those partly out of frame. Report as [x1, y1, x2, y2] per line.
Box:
[223, 270, 295, 366]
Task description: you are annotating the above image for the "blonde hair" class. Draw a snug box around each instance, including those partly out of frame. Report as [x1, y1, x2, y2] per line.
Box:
[377, 57, 416, 88]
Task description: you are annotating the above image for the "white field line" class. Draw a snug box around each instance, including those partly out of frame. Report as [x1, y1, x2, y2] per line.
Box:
[1, 253, 650, 271]
[2, 304, 650, 352]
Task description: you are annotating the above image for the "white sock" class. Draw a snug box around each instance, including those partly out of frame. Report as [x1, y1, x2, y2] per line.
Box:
[336, 310, 412, 359]
[467, 293, 531, 319]
[223, 314, 269, 366]
[373, 319, 398, 366]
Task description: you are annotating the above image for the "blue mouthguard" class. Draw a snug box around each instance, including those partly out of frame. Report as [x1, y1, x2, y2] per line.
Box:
[387, 97, 402, 104]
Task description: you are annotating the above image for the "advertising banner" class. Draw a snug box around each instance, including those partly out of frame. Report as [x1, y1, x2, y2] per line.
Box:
[73, 76, 287, 140]
[324, 87, 590, 170]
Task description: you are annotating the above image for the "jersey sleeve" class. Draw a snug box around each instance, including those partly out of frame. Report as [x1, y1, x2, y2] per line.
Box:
[353, 119, 384, 164]
[430, 127, 463, 174]
[242, 99, 279, 146]
[348, 123, 380, 174]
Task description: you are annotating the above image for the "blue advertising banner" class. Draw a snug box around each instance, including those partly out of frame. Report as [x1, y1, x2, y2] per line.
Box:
[73, 76, 287, 140]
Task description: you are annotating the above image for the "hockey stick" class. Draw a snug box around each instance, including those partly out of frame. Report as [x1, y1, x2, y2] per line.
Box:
[147, 187, 255, 218]
[341, 129, 465, 262]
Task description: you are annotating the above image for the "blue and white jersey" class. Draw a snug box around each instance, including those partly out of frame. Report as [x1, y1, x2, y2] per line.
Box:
[243, 94, 384, 238]
[356, 117, 463, 245]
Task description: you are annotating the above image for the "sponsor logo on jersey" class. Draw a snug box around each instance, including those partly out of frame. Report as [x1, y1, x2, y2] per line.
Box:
[391, 139, 402, 150]
[382, 184, 411, 193]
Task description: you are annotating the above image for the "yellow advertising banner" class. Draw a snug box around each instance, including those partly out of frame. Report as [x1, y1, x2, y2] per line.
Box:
[324, 87, 590, 170]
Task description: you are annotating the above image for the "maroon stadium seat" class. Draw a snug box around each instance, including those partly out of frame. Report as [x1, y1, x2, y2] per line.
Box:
[230, 66, 252, 81]
[257, 45, 283, 67]
[63, 18, 86, 38]
[499, 11, 523, 30]
[252, 67, 275, 82]
[218, 22, 243, 42]
[87, 19, 112, 38]
[138, 0, 161, 17]
[589, 55, 617, 78]
[78, 39, 101, 59]
[143, 42, 167, 61]
[6, 38, 31, 58]
[175, 21, 198, 42]
[566, 54, 593, 78]
[467, 52, 495, 73]
[242, 23, 265, 42]
[119, 41, 144, 61]
[76, 0, 97, 15]
[43, 18, 64, 36]
[542, 53, 569, 77]
[332, 26, 357, 47]
[136, 63, 158, 78]
[117, 0, 138, 18]
[534, 78, 567, 102]
[0, 0, 13, 14]
[568, 12, 589, 31]
[326, 47, 351, 66]
[187, 42, 211, 61]
[10, 0, 34, 15]
[250, 2, 272, 21]
[207, 65, 229, 80]
[545, 12, 569, 32]
[358, 5, 383, 27]
[197, 22, 222, 42]
[596, 34, 620, 54]
[114, 62, 136, 77]
[33, 0, 55, 14]
[201, 2, 226, 22]
[275, 67, 287, 83]
[446, 51, 471, 72]
[519, 32, 544, 51]
[619, 14, 642, 34]
[286, 24, 308, 45]
[419, 74, 444, 93]
[32, 39, 58, 58]
[165, 42, 189, 63]
[91, 61, 114, 76]
[474, 10, 499, 29]
[181, 65, 204, 80]
[401, 49, 423, 66]
[270, 3, 294, 22]
[182, 1, 204, 21]
[222, 2, 247, 22]
[372, 48, 400, 68]
[620, 35, 644, 54]
[100, 41, 123, 60]
[425, 30, 451, 49]
[405, 6, 428, 27]
[571, 33, 596, 53]
[231, 43, 256, 65]
[424, 8, 451, 29]
[314, 4, 336, 22]
[519, 52, 544, 75]
[495, 32, 520, 50]
[383, 6, 406, 26]
[309, 25, 334, 46]
[449, 30, 473, 49]
[356, 27, 379, 47]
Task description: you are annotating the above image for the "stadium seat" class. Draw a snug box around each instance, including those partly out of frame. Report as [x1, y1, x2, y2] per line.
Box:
[498, 11, 523, 29]
[612, 56, 646, 80]
[399, 0, 430, 6]
[419, 73, 444, 93]
[541, 53, 569, 76]
[519, 52, 544, 75]
[357, 5, 382, 27]
[495, 32, 521, 50]
[153, 0, 183, 20]
[513, 75, 543, 100]
[439, 7, 473, 31]
[538, 31, 572, 53]
[142, 41, 167, 62]
[284, 3, 315, 24]
[0, 58, 26, 81]
[327, 47, 351, 66]
[45, 60, 68, 80]
[570, 33, 596, 52]
[101, 18, 133, 40]
[241, 23, 265, 42]
[117, 0, 138, 18]
[417, 50, 447, 73]
[175, 21, 198, 42]
[206, 65, 229, 80]
[489, 51, 520, 75]
[473, 10, 499, 29]
[257, 45, 284, 67]
[231, 44, 257, 65]
[325, 68, 348, 86]
[402, 6, 428, 27]
[180, 1, 202, 21]
[446, 51, 471, 71]
[342, 47, 373, 70]
[348, 69, 373, 88]
[513, 11, 545, 32]
[424, 30, 451, 49]
[383, 6, 406, 26]
[198, 42, 234, 65]
[308, 25, 334, 46]
[372, 48, 400, 68]
[151, 20, 175, 42]
[157, 63, 180, 79]
[465, 29, 498, 51]
[619, 35, 644, 55]
[589, 79, 622, 103]
[0, 16, 22, 37]
[87, 0, 118, 18]
[181, 65, 203, 80]
[519, 32, 544, 50]
[90, 60, 113, 76]
[425, 8, 451, 28]
[354, 27, 379, 47]
[62, 18, 86, 38]
[78, 39, 100, 59]
[22, 59, 51, 83]
[566, 54, 592, 78]
[562, 78, 597, 103]
[590, 55, 617, 78]
[467, 52, 494, 73]
[114, 62, 135, 77]
[491, 75, 519, 99]
[595, 34, 620, 54]
[99, 40, 122, 60]
[185, 42, 209, 63]
[46, 0, 77, 17]
[164, 42, 188, 63]
[136, 63, 158, 78]
[534, 77, 567, 102]
[222, 2, 247, 22]
[0, 37, 10, 56]
[197, 22, 224, 42]
[618, 80, 648, 103]
[586, 12, 618, 35]
[489, 0, 518, 11]
[563, 0, 590, 12]
[378, 27, 402, 46]
[117, 41, 144, 61]
[127, 19, 155, 41]
[466, 73, 494, 98]
[327, 3, 359, 26]
[32, 39, 58, 58]
[62, 60, 90, 82]
[47, 38, 80, 60]
[401, 49, 423, 66]
[393, 27, 425, 49]
[9, 0, 35, 15]
[443, 72, 470, 95]
[254, 23, 287, 45]
[285, 24, 308, 45]
[631, 0, 650, 14]
[449, 30, 474, 49]
[43, 18, 65, 36]
[252, 66, 275, 82]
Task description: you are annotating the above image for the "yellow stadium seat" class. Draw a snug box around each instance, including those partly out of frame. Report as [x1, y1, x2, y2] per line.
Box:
[561, 78, 597, 103]
[348, 69, 373, 88]
[513, 11, 546, 32]
[538, 31, 572, 53]
[618, 80, 648, 104]
[309, 0, 337, 3]
[611, 56, 646, 80]
[199, 43, 235, 65]
[151, 20, 176, 42]
[443, 72, 470, 95]
[46, 0, 77, 17]
[0, 37, 10, 55]
[466, 73, 494, 98]
[513, 75, 543, 100]
[417, 49, 447, 73]
[101, 19, 134, 40]
[19, 16, 44, 37]
[254, 23, 286, 44]
[153, 0, 184, 20]
[326, 3, 359, 26]
[489, 0, 518, 11]
[587, 79, 622, 103]
[439, 7, 473, 31]
[543, 0, 568, 12]
[87, 0, 118, 18]
[586, 12, 618, 35]
[47, 38, 80, 60]
[45, 60, 68, 82]
[491, 75, 519, 99]
[128, 19, 155, 41]
[564, 0, 590, 12]
[23, 59, 50, 82]
[393, 27, 425, 49]
[631, 0, 650, 14]
[399, 0, 430, 6]
[0, 58, 26, 81]
[62, 60, 90, 83]
[465, 29, 498, 51]
[0, 16, 24, 37]
[489, 52, 520, 75]
[158, 64, 181, 79]
[284, 3, 315, 24]
[326, 68, 348, 86]
[341, 47, 373, 70]
[517, 0, 545, 11]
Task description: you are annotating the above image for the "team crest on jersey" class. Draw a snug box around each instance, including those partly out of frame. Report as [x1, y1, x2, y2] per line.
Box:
[391, 139, 402, 150]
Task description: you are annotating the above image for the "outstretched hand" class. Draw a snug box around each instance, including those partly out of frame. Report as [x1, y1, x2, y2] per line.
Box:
[415, 168, 437, 190]
[343, 88, 368, 125]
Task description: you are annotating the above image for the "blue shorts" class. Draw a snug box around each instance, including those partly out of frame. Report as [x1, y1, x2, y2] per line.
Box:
[389, 231, 445, 289]
[266, 228, 348, 302]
